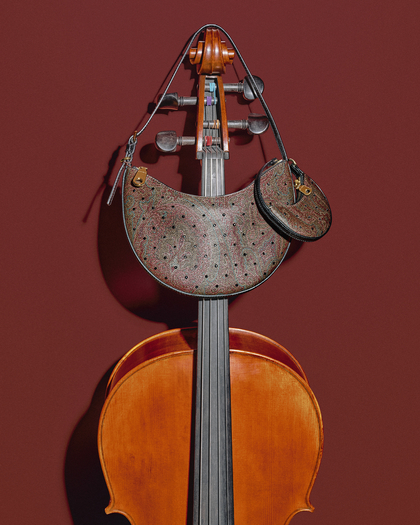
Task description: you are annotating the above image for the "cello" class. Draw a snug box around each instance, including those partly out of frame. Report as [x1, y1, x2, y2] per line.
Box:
[98, 25, 328, 525]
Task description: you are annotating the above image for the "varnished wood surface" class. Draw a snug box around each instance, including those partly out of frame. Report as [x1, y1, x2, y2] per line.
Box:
[106, 328, 308, 394]
[195, 75, 205, 159]
[189, 28, 234, 75]
[216, 76, 229, 156]
[98, 329, 322, 525]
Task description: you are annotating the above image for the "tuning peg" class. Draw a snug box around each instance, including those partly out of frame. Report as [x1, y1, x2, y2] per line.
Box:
[158, 92, 198, 110]
[155, 131, 226, 152]
[223, 75, 264, 100]
[228, 114, 269, 135]
[155, 131, 196, 152]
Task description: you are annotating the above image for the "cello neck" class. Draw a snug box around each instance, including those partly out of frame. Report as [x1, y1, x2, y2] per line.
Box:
[193, 72, 234, 524]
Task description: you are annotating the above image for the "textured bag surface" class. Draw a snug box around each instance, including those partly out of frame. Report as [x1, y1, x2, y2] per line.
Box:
[123, 162, 291, 297]
[254, 160, 332, 242]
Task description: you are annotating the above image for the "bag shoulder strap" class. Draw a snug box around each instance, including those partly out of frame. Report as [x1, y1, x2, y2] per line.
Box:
[107, 24, 288, 205]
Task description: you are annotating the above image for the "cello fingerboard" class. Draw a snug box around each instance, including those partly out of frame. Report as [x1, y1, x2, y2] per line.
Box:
[194, 297, 233, 525]
[193, 78, 234, 524]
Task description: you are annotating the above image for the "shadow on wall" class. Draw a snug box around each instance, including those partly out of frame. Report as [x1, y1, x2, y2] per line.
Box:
[97, 184, 202, 329]
[64, 367, 129, 524]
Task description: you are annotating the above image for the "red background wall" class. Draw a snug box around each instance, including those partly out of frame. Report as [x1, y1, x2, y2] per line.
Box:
[1, 1, 419, 524]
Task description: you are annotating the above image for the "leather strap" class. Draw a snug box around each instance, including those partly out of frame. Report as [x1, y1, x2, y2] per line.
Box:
[108, 24, 288, 205]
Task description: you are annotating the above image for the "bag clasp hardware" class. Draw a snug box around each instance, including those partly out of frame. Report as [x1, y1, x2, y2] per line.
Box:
[294, 179, 312, 196]
[289, 158, 312, 196]
[131, 167, 148, 187]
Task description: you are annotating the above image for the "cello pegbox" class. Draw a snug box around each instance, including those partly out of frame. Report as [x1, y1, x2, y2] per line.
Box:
[189, 28, 234, 75]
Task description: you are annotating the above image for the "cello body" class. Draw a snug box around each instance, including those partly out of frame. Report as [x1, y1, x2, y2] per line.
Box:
[98, 328, 323, 525]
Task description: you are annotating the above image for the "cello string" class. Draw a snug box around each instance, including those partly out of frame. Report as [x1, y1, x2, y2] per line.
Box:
[195, 80, 233, 524]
